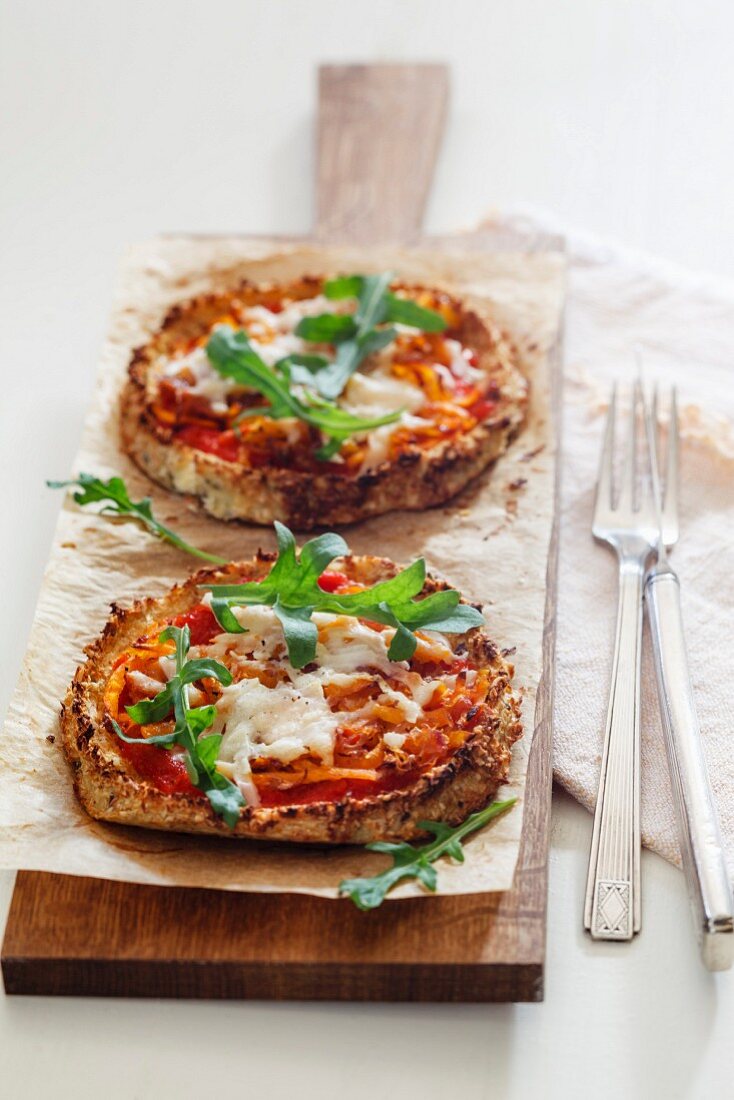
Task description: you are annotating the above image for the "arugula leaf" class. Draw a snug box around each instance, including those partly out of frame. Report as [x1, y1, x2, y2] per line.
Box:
[297, 527, 349, 580]
[206, 328, 295, 415]
[323, 274, 448, 335]
[272, 598, 318, 670]
[382, 294, 447, 332]
[323, 275, 364, 300]
[357, 272, 393, 326]
[297, 274, 447, 399]
[196, 732, 224, 770]
[278, 353, 331, 372]
[113, 722, 179, 748]
[277, 353, 330, 388]
[204, 522, 483, 670]
[125, 682, 175, 725]
[294, 314, 357, 343]
[205, 327, 401, 459]
[48, 474, 228, 565]
[307, 273, 395, 399]
[112, 624, 244, 827]
[339, 798, 516, 910]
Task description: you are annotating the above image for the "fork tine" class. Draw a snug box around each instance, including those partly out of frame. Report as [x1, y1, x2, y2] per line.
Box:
[651, 383, 660, 480]
[664, 386, 679, 525]
[596, 384, 616, 510]
[618, 381, 639, 511]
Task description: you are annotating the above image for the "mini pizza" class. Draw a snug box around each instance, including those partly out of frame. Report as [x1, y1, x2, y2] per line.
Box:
[61, 526, 522, 844]
[121, 272, 527, 529]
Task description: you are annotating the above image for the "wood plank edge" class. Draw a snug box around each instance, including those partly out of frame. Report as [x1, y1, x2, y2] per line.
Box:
[2, 956, 542, 1002]
[514, 301, 565, 998]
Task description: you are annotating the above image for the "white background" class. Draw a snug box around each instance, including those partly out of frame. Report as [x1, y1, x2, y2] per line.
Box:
[2, 2, 733, 1097]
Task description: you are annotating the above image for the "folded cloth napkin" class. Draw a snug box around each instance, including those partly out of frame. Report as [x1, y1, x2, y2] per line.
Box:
[500, 208, 734, 871]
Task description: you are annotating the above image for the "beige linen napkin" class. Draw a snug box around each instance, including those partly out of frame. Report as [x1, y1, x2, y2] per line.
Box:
[502, 209, 734, 870]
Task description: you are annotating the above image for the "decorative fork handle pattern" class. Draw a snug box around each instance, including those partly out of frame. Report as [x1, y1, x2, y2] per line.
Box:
[584, 553, 643, 940]
[645, 564, 734, 970]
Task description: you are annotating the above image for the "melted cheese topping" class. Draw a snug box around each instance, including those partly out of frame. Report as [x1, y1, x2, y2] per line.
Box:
[339, 369, 428, 471]
[313, 612, 405, 677]
[196, 603, 287, 663]
[161, 345, 234, 412]
[188, 603, 457, 797]
[216, 674, 338, 767]
[341, 369, 426, 418]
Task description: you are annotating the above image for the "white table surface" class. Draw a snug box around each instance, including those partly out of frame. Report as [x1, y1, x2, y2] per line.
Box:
[2, 2, 733, 1097]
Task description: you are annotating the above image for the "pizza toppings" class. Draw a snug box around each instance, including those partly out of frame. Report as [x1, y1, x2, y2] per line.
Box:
[173, 604, 222, 645]
[203, 325, 404, 461]
[103, 524, 489, 825]
[217, 674, 339, 767]
[148, 273, 501, 474]
[204, 522, 483, 668]
[109, 623, 245, 826]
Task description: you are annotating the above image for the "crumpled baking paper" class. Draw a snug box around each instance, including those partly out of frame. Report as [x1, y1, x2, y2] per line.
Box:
[0, 235, 564, 898]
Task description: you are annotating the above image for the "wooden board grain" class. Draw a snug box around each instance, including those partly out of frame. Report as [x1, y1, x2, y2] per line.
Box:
[1, 63, 558, 1001]
[317, 63, 449, 244]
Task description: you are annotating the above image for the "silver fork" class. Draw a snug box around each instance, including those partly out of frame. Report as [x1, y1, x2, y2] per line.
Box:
[584, 383, 658, 940]
[644, 385, 734, 970]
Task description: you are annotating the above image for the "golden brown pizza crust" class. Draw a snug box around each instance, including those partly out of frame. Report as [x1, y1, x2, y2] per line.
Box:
[119, 276, 528, 529]
[60, 554, 523, 844]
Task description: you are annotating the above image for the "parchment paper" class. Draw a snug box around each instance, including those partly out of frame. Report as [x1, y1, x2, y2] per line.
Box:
[0, 237, 565, 899]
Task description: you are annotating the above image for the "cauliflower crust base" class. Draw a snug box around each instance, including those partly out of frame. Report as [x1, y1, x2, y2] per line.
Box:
[60, 555, 523, 845]
[120, 277, 528, 530]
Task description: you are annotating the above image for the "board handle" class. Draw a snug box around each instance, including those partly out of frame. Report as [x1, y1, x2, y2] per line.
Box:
[316, 63, 449, 244]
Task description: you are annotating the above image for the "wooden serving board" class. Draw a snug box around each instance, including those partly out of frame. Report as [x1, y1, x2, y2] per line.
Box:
[1, 63, 559, 1002]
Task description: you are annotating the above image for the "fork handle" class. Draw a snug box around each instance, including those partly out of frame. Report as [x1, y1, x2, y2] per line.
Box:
[645, 563, 734, 970]
[584, 556, 642, 940]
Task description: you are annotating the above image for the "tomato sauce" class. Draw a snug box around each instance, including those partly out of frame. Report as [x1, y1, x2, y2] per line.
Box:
[468, 396, 498, 422]
[173, 605, 222, 646]
[177, 425, 241, 463]
[257, 768, 420, 808]
[117, 735, 202, 797]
